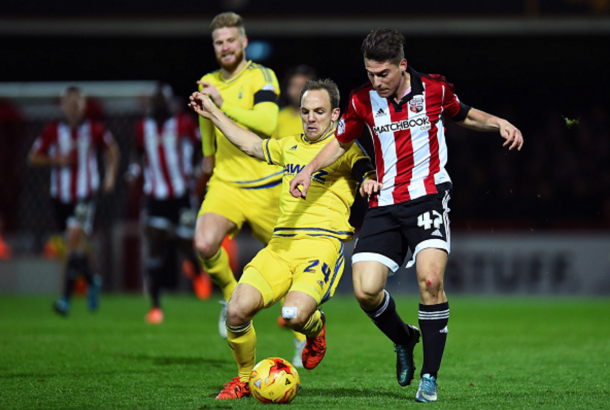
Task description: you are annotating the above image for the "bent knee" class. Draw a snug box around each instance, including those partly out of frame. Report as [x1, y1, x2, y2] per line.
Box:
[353, 287, 384, 310]
[226, 304, 251, 327]
[194, 237, 220, 260]
[421, 273, 443, 292]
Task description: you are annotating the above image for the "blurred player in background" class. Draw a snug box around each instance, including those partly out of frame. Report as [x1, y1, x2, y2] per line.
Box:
[125, 84, 212, 324]
[291, 29, 523, 403]
[276, 65, 317, 139]
[29, 86, 120, 316]
[189, 78, 377, 399]
[195, 12, 283, 339]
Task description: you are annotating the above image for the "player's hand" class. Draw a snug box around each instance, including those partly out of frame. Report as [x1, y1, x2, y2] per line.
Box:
[499, 120, 524, 151]
[289, 170, 312, 199]
[102, 175, 115, 193]
[54, 153, 74, 167]
[124, 164, 141, 185]
[201, 155, 215, 180]
[359, 179, 382, 198]
[196, 81, 224, 109]
[188, 92, 216, 119]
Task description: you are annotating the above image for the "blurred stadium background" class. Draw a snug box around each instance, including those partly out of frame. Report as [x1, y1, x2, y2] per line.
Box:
[0, 0, 609, 296]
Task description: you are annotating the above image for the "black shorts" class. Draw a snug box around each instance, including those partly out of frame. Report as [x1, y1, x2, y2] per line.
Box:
[352, 183, 452, 273]
[144, 194, 196, 238]
[53, 198, 96, 235]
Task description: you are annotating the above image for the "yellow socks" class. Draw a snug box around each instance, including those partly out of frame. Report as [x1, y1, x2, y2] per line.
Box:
[299, 310, 324, 338]
[227, 321, 257, 383]
[200, 247, 236, 301]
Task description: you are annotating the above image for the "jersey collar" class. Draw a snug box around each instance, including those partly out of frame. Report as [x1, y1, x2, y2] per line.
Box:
[220, 60, 253, 85]
[302, 128, 336, 144]
[390, 66, 423, 111]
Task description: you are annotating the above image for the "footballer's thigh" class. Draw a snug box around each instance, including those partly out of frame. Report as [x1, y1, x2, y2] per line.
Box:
[289, 237, 345, 306]
[239, 243, 293, 308]
[194, 212, 237, 258]
[243, 183, 281, 245]
[196, 179, 245, 257]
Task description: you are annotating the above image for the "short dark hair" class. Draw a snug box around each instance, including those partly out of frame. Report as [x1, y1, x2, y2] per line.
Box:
[210, 12, 245, 36]
[361, 29, 405, 65]
[299, 78, 340, 110]
[284, 64, 317, 83]
[61, 85, 83, 100]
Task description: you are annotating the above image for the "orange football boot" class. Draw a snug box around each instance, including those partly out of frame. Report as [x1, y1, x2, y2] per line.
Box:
[302, 311, 326, 370]
[216, 377, 250, 399]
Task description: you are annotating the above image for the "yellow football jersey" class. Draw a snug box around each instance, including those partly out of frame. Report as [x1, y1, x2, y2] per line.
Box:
[262, 129, 374, 242]
[199, 61, 283, 187]
[276, 106, 302, 139]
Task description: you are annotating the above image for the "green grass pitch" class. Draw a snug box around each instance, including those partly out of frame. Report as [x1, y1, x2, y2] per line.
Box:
[1, 294, 608, 409]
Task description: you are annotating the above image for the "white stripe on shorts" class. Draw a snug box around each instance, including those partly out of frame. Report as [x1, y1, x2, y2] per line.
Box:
[405, 238, 449, 269]
[352, 252, 400, 273]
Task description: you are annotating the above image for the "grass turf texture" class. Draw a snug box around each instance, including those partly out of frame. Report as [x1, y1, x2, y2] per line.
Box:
[0, 294, 608, 409]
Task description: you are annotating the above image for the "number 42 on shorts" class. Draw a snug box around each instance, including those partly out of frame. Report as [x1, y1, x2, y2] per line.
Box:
[417, 210, 443, 230]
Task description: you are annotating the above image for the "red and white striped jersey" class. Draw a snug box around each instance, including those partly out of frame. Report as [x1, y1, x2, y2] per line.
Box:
[31, 120, 115, 203]
[135, 113, 200, 200]
[336, 67, 470, 208]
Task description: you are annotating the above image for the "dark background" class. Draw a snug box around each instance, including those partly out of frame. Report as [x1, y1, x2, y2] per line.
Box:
[2, 0, 610, 232]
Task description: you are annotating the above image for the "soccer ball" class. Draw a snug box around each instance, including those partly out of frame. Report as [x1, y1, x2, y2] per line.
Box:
[249, 357, 300, 404]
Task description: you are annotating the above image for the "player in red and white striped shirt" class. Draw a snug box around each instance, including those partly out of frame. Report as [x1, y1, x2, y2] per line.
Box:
[290, 29, 523, 403]
[126, 86, 210, 323]
[29, 86, 120, 316]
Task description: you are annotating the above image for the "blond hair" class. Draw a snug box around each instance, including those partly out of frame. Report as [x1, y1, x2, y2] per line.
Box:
[210, 12, 245, 37]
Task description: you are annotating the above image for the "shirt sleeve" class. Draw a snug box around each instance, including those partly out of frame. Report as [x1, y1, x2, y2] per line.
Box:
[262, 137, 285, 167]
[197, 74, 217, 156]
[198, 116, 216, 156]
[91, 122, 114, 147]
[343, 141, 376, 184]
[437, 77, 471, 121]
[222, 101, 279, 138]
[31, 123, 55, 155]
[221, 67, 280, 138]
[335, 90, 366, 144]
[134, 119, 145, 152]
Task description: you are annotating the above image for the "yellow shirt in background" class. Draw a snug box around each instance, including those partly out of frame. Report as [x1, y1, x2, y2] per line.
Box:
[276, 106, 303, 139]
[199, 61, 283, 188]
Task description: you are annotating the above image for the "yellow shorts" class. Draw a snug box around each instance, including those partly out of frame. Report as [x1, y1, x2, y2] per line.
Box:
[239, 235, 345, 308]
[198, 177, 281, 244]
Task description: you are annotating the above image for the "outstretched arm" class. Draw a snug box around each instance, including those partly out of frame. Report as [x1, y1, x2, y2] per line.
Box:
[456, 108, 524, 151]
[289, 137, 353, 199]
[198, 81, 279, 138]
[188, 92, 265, 161]
[29, 150, 72, 167]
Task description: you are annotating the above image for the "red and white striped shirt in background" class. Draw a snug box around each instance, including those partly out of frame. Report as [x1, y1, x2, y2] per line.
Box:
[31, 120, 115, 204]
[336, 67, 471, 208]
[135, 113, 200, 200]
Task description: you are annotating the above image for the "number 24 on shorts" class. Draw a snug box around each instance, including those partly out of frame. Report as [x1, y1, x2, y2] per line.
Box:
[304, 260, 331, 283]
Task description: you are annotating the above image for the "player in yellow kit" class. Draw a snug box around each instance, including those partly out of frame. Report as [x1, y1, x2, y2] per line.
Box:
[276, 65, 317, 139]
[195, 12, 282, 339]
[188, 78, 378, 400]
